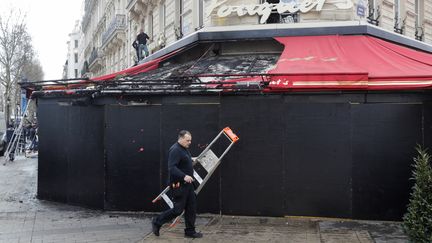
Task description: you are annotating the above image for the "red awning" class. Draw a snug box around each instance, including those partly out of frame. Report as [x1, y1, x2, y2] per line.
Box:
[92, 49, 182, 81]
[37, 35, 432, 93]
[38, 49, 183, 91]
[267, 35, 432, 90]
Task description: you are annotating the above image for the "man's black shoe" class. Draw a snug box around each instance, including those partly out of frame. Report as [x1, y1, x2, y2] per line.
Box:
[185, 232, 203, 238]
[152, 221, 160, 236]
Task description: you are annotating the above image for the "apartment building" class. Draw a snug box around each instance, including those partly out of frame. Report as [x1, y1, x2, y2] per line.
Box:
[78, 0, 432, 78]
[63, 21, 81, 79]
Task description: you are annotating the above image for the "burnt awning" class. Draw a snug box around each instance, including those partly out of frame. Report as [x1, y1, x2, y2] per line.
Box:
[22, 33, 432, 97]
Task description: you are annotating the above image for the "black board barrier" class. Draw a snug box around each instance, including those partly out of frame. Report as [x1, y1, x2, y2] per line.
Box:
[37, 93, 431, 220]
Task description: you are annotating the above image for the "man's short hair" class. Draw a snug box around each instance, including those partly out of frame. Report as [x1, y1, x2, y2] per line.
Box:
[178, 130, 191, 139]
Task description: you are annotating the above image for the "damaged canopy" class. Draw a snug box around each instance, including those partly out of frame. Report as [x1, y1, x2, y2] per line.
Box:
[22, 34, 432, 97]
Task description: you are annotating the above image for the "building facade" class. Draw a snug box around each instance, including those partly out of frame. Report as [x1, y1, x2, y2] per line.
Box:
[63, 21, 81, 79]
[78, 0, 432, 78]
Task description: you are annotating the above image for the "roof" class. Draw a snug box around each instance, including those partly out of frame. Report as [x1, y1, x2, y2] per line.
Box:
[21, 22, 432, 97]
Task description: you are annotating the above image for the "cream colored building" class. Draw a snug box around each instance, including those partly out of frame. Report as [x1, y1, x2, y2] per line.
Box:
[80, 0, 129, 77]
[63, 21, 81, 79]
[368, 0, 431, 42]
[78, 0, 432, 78]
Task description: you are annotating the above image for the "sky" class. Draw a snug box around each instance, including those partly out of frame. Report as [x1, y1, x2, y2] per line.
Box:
[1, 0, 83, 80]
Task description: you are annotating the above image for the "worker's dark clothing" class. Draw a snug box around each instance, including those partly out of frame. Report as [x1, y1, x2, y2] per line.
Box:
[153, 142, 197, 235]
[137, 32, 149, 45]
[136, 32, 149, 60]
[167, 143, 193, 184]
[154, 183, 196, 234]
[132, 40, 139, 62]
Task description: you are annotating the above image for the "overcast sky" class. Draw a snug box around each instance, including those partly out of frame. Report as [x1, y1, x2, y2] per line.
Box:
[1, 0, 83, 80]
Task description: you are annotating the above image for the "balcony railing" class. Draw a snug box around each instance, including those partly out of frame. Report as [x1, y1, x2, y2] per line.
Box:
[88, 48, 100, 66]
[82, 14, 91, 31]
[82, 0, 95, 31]
[127, 0, 137, 9]
[367, 6, 380, 26]
[102, 14, 126, 47]
[84, 0, 94, 12]
[415, 26, 424, 41]
[81, 61, 89, 77]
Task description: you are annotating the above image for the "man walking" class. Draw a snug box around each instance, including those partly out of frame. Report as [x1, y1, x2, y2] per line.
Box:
[136, 29, 150, 60]
[152, 130, 203, 238]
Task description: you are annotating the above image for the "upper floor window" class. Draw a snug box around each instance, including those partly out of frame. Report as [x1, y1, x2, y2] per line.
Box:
[74, 53, 78, 63]
[148, 12, 153, 39]
[415, 0, 424, 41]
[367, 0, 380, 26]
[415, 0, 423, 28]
[160, 2, 166, 33]
[74, 40, 78, 48]
[394, 0, 404, 34]
[394, 0, 400, 22]
[198, 0, 204, 29]
[180, 0, 184, 34]
[175, 0, 184, 39]
[261, 0, 299, 24]
[367, 0, 379, 25]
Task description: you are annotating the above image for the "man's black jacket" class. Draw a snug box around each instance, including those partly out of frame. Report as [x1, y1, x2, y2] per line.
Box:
[168, 142, 193, 184]
[137, 32, 149, 45]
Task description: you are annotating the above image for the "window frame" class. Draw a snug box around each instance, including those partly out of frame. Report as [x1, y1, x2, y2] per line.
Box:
[414, 0, 423, 28]
[394, 0, 401, 28]
[147, 12, 153, 39]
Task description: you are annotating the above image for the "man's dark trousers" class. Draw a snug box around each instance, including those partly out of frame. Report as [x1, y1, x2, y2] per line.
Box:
[153, 183, 196, 234]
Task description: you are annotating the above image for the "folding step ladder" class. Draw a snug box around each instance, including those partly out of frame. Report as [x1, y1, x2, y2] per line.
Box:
[4, 99, 34, 163]
[152, 127, 239, 226]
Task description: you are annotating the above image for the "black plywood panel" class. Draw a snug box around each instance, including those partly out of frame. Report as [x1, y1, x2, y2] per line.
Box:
[36, 94, 429, 220]
[66, 106, 104, 208]
[284, 103, 352, 218]
[423, 102, 432, 150]
[37, 102, 69, 202]
[160, 102, 220, 213]
[352, 104, 422, 220]
[105, 105, 161, 210]
[220, 96, 285, 216]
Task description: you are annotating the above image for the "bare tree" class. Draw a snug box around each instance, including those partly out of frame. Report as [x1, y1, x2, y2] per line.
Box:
[0, 10, 35, 127]
[22, 59, 44, 82]
[21, 59, 44, 124]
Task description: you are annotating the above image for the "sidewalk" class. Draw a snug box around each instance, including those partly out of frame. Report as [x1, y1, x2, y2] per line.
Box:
[141, 215, 407, 243]
[0, 156, 409, 243]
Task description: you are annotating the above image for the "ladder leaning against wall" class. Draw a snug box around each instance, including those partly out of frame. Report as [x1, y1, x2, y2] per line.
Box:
[3, 99, 35, 163]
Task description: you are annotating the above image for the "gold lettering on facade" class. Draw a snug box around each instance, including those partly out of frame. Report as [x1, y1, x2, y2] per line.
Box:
[208, 0, 354, 24]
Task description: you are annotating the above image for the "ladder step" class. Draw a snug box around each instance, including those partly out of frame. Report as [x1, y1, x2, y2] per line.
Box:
[161, 194, 173, 209]
[193, 163, 208, 182]
[196, 149, 219, 172]
[193, 170, 203, 184]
